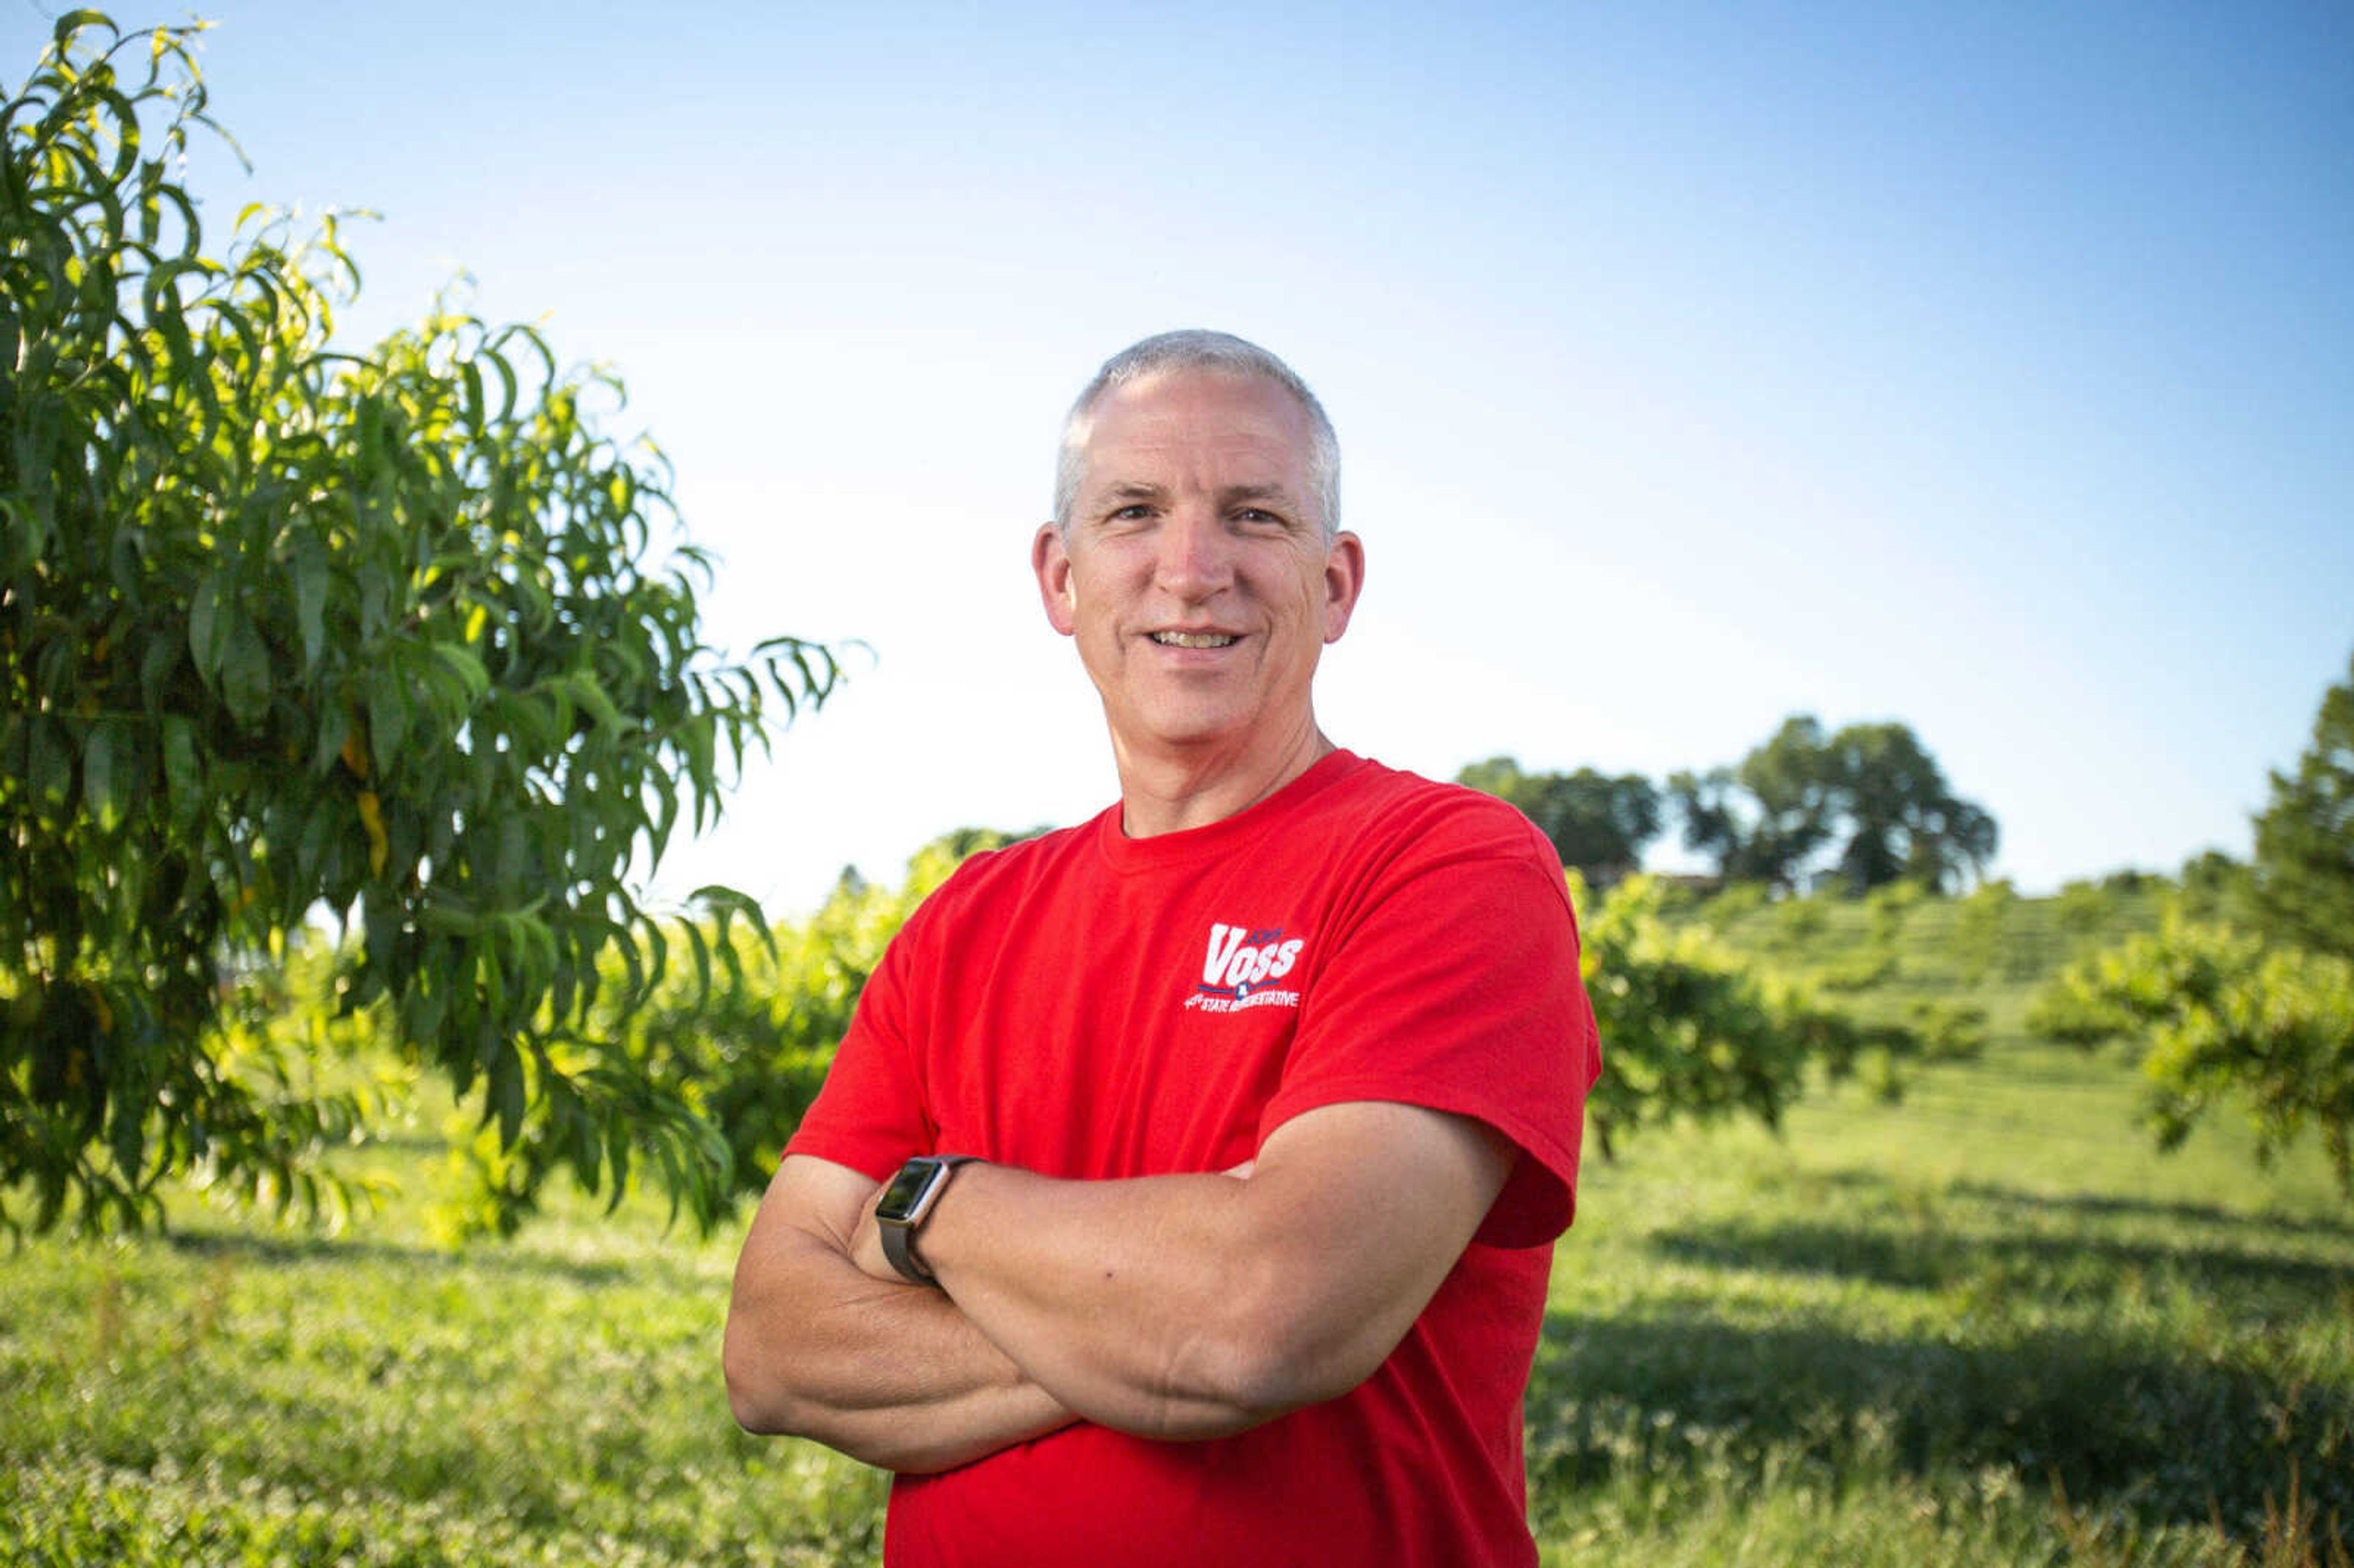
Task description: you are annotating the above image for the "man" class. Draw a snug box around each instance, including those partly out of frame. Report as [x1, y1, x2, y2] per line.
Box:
[725, 330, 1602, 1566]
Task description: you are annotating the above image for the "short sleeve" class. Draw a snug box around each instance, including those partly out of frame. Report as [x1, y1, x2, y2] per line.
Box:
[782, 908, 937, 1183]
[1258, 824, 1601, 1249]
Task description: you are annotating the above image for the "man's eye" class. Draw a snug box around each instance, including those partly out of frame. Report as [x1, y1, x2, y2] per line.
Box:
[1110, 504, 1153, 520]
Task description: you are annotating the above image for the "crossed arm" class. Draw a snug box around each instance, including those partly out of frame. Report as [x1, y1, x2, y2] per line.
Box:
[722, 1098, 1513, 1473]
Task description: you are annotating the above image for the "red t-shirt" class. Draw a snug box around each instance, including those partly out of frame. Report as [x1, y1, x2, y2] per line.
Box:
[787, 750, 1602, 1567]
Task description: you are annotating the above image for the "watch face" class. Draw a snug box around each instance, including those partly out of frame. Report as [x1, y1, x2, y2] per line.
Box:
[875, 1159, 939, 1223]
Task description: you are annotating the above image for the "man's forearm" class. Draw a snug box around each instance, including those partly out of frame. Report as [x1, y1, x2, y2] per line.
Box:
[914, 1165, 1281, 1439]
[889, 1103, 1512, 1443]
[725, 1161, 1075, 1473]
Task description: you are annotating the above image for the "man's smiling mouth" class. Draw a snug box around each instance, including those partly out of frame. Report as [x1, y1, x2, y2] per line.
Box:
[1150, 631, 1239, 649]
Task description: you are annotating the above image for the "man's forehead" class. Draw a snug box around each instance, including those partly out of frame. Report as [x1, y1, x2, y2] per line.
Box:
[1078, 370, 1311, 471]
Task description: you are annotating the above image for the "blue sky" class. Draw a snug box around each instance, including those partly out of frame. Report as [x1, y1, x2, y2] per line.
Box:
[9, 2, 2348, 910]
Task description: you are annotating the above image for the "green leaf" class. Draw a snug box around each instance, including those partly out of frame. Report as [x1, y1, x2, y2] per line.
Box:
[482, 347, 518, 422]
[28, 718, 70, 808]
[682, 916, 712, 1005]
[52, 9, 112, 48]
[429, 642, 490, 704]
[310, 702, 351, 777]
[492, 1043, 525, 1149]
[161, 714, 200, 820]
[566, 670, 628, 735]
[221, 614, 272, 726]
[187, 571, 226, 682]
[459, 358, 486, 432]
[109, 1077, 147, 1182]
[417, 903, 481, 937]
[368, 663, 409, 777]
[290, 531, 328, 672]
[81, 720, 124, 831]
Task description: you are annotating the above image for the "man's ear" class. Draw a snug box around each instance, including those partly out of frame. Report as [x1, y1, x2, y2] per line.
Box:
[1033, 522, 1078, 636]
[1322, 531, 1365, 644]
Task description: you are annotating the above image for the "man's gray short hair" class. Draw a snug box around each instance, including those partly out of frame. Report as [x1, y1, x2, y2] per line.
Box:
[1053, 330, 1341, 538]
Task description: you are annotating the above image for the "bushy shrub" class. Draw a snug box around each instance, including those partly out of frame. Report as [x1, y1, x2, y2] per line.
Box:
[1576, 876, 1976, 1160]
[2032, 914, 2354, 1198]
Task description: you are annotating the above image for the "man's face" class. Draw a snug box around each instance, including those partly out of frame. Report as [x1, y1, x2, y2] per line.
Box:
[1034, 369, 1363, 776]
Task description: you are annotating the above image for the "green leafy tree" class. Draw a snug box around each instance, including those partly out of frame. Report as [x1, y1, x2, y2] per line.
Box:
[1737, 715, 1845, 883]
[1667, 717, 1841, 892]
[0, 15, 837, 1233]
[2176, 848, 2256, 926]
[1574, 874, 1977, 1159]
[2031, 915, 2354, 1198]
[1456, 756, 1661, 886]
[1824, 721, 1997, 894]
[2252, 649, 2354, 961]
[1669, 715, 1997, 894]
[418, 825, 1052, 1238]
[1666, 766, 1775, 885]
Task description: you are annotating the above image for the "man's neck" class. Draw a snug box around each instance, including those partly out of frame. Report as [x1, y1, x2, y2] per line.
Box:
[1111, 721, 1336, 839]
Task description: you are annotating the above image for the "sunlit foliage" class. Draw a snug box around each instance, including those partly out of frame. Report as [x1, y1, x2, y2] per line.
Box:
[1575, 875, 1979, 1160]
[0, 13, 837, 1235]
[2033, 914, 2354, 1199]
[427, 831, 1023, 1239]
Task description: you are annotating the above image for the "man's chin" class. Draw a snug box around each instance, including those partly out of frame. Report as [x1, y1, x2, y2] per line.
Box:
[1111, 705, 1254, 756]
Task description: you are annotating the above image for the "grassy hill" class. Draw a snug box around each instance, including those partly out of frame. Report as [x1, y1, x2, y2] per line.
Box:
[1, 884, 2347, 1566]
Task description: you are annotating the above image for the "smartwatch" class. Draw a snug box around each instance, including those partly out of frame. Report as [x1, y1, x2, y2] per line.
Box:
[874, 1155, 979, 1285]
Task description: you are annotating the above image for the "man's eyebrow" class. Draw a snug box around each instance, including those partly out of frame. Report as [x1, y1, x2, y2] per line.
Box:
[1219, 483, 1300, 509]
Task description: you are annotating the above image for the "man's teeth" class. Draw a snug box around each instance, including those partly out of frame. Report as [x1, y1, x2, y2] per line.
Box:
[1152, 631, 1238, 649]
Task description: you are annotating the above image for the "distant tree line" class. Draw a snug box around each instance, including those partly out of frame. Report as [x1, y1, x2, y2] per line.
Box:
[1458, 714, 1997, 897]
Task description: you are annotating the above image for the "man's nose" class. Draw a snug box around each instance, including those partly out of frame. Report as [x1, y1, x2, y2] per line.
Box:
[1154, 507, 1234, 596]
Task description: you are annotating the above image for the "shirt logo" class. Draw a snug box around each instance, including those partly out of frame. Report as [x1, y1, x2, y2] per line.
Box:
[1184, 923, 1305, 1013]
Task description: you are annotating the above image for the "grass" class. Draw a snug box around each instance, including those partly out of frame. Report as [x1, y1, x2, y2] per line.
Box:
[1537, 1040, 2351, 1566]
[2, 884, 2348, 1566]
[0, 1181, 888, 1566]
[1535, 879, 2351, 1565]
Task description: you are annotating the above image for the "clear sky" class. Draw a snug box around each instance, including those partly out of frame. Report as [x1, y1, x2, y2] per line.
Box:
[10, 1, 2349, 911]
